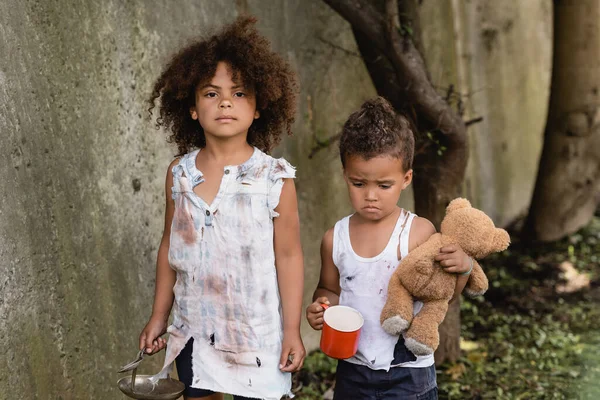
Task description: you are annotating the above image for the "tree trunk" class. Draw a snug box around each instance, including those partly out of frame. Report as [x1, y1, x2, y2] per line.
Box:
[524, 0, 600, 241]
[323, 0, 467, 364]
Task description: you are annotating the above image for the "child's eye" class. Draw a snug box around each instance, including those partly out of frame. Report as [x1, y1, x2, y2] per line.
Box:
[205, 92, 218, 98]
[234, 92, 246, 97]
[352, 182, 364, 187]
[380, 185, 392, 189]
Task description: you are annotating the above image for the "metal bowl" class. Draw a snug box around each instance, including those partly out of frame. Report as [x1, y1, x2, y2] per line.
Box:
[117, 375, 185, 400]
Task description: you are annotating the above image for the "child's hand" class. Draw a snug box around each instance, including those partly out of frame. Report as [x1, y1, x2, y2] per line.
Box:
[139, 316, 168, 355]
[305, 297, 330, 330]
[279, 331, 306, 373]
[435, 244, 472, 275]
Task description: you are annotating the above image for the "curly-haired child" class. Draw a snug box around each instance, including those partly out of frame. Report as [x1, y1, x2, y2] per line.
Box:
[138, 17, 305, 400]
[306, 97, 474, 399]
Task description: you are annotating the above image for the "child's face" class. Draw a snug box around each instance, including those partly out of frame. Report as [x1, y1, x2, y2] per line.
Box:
[343, 154, 412, 221]
[190, 61, 260, 142]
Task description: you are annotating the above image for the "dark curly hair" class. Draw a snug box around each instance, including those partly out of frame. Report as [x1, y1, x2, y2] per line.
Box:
[148, 16, 298, 155]
[339, 97, 415, 172]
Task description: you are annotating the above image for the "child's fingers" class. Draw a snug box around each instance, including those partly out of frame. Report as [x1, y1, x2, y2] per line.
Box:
[285, 354, 302, 372]
[139, 333, 147, 351]
[434, 252, 453, 262]
[439, 245, 458, 254]
[279, 348, 291, 371]
[145, 335, 156, 353]
[309, 318, 324, 330]
[280, 349, 305, 372]
[307, 303, 326, 315]
[314, 297, 330, 307]
[439, 258, 458, 268]
[158, 338, 167, 351]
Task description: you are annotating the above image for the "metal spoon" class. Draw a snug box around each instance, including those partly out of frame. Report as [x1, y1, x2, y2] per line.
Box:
[118, 349, 145, 373]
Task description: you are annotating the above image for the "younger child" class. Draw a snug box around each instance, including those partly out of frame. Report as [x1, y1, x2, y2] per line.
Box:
[138, 17, 305, 400]
[306, 97, 473, 400]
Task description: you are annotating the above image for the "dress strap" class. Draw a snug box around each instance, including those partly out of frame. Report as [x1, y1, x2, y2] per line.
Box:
[182, 149, 204, 188]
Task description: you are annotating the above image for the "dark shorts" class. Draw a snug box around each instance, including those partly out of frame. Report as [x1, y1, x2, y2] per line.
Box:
[333, 337, 438, 400]
[175, 338, 261, 399]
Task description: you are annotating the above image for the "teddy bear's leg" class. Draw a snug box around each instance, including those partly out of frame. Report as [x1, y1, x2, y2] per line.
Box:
[464, 260, 488, 297]
[380, 278, 414, 335]
[403, 299, 449, 356]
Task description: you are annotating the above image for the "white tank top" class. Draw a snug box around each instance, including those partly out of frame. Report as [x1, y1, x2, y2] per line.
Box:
[333, 210, 435, 371]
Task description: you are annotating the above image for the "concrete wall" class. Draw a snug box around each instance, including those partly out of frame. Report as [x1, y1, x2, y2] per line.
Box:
[419, 0, 552, 226]
[0, 0, 551, 398]
[0, 0, 373, 398]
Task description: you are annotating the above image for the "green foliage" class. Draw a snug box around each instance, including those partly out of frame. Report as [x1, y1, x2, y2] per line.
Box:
[426, 131, 448, 156]
[398, 24, 413, 37]
[292, 351, 337, 399]
[437, 216, 600, 399]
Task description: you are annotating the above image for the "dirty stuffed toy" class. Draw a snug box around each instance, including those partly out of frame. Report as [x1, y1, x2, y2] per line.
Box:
[380, 198, 510, 356]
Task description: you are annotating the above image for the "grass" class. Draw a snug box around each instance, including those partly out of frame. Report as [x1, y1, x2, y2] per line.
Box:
[291, 216, 600, 399]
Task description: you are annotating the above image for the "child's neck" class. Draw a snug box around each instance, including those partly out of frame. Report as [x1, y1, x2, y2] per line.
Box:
[201, 137, 254, 167]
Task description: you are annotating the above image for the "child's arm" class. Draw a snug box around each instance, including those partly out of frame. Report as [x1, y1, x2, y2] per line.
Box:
[139, 160, 178, 355]
[273, 179, 306, 372]
[409, 217, 470, 302]
[435, 245, 471, 303]
[306, 228, 341, 330]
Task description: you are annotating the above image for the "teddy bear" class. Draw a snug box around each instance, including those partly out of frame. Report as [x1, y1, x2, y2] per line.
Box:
[380, 198, 510, 356]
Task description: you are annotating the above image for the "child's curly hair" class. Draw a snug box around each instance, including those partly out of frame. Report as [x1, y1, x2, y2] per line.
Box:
[148, 16, 298, 155]
[339, 97, 415, 172]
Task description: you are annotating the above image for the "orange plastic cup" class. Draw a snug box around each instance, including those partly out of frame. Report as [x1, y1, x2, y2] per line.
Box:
[320, 304, 364, 359]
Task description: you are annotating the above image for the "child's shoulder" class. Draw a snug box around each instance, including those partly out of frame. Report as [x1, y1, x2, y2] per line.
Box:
[322, 226, 334, 244]
[255, 150, 296, 181]
[408, 215, 437, 252]
[166, 149, 197, 172]
[165, 156, 182, 176]
[320, 213, 353, 249]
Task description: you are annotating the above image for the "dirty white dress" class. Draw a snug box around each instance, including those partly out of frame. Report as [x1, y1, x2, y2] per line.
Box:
[157, 147, 295, 400]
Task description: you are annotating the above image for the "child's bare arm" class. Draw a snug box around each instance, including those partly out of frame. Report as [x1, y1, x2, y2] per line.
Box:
[273, 179, 306, 372]
[435, 244, 471, 302]
[139, 160, 177, 354]
[306, 228, 340, 330]
[407, 216, 437, 251]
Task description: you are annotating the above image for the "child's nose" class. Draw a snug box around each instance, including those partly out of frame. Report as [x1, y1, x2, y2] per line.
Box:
[219, 99, 232, 108]
[365, 189, 377, 201]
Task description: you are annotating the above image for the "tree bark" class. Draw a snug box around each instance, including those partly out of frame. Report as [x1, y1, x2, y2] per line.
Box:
[323, 0, 468, 364]
[524, 0, 600, 242]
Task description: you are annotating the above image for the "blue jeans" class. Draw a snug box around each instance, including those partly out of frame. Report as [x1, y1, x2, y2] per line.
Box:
[333, 337, 437, 400]
[175, 338, 261, 399]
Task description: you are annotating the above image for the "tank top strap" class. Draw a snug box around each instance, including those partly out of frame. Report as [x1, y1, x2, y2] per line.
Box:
[380, 209, 407, 260]
[398, 211, 416, 260]
[332, 215, 351, 267]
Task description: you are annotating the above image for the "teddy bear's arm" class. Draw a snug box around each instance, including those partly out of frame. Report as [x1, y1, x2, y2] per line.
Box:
[464, 259, 488, 297]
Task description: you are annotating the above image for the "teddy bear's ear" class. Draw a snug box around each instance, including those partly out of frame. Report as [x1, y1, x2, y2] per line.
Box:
[492, 228, 510, 252]
[446, 198, 471, 213]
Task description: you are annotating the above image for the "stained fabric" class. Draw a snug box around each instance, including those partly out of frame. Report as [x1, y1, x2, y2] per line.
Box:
[157, 147, 295, 400]
[332, 210, 434, 371]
